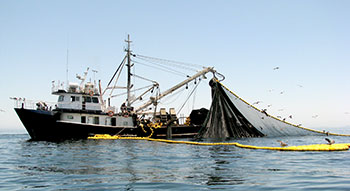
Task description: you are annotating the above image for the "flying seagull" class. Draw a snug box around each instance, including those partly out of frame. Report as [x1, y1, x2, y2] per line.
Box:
[252, 101, 262, 105]
[325, 138, 335, 145]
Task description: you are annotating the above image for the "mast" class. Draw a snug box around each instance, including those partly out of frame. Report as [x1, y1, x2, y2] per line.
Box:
[125, 34, 132, 106]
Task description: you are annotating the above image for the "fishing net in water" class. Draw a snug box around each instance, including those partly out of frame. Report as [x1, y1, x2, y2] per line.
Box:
[196, 79, 324, 139]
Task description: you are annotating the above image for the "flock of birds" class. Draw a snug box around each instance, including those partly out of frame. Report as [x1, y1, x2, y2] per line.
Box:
[251, 66, 349, 124]
[270, 66, 344, 147]
[249, 66, 307, 123]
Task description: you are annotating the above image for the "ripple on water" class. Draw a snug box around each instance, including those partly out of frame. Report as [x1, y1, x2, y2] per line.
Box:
[1, 134, 350, 190]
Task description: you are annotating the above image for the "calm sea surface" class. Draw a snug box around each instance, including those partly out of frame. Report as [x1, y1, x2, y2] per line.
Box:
[2, 129, 350, 190]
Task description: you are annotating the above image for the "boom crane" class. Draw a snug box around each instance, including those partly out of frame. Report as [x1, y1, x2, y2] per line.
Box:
[135, 67, 216, 113]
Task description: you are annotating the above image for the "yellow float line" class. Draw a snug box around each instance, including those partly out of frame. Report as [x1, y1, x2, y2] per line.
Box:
[88, 134, 350, 151]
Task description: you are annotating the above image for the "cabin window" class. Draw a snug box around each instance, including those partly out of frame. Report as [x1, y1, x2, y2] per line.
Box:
[71, 96, 80, 102]
[58, 95, 64, 102]
[67, 115, 74, 119]
[81, 116, 86, 123]
[111, 118, 116, 126]
[92, 97, 99, 103]
[83, 96, 92, 103]
[93, 117, 99, 124]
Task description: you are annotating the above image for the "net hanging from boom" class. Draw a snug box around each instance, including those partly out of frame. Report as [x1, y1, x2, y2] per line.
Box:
[196, 79, 326, 139]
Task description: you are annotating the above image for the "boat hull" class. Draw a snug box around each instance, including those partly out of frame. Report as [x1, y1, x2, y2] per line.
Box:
[15, 108, 200, 141]
[15, 108, 61, 140]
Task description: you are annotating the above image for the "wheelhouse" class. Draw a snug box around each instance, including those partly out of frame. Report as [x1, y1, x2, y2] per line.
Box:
[54, 93, 102, 111]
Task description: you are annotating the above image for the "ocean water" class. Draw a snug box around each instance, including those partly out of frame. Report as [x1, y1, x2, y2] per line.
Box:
[1, 131, 350, 190]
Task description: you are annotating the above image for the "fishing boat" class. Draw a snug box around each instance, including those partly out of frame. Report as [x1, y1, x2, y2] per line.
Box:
[14, 36, 332, 141]
[14, 36, 219, 141]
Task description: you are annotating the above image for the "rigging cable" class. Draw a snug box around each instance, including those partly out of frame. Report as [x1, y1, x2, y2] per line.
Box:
[135, 56, 198, 74]
[143, 85, 160, 111]
[132, 73, 158, 84]
[136, 54, 205, 71]
[106, 55, 127, 88]
[109, 60, 127, 97]
[111, 85, 154, 98]
[103, 55, 127, 96]
[133, 60, 188, 77]
[134, 57, 191, 77]
[159, 85, 187, 105]
[177, 79, 201, 115]
[133, 60, 135, 94]
[192, 81, 198, 110]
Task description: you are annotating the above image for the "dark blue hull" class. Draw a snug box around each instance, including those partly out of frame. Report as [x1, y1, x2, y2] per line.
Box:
[15, 108, 61, 140]
[15, 108, 200, 141]
[14, 108, 139, 141]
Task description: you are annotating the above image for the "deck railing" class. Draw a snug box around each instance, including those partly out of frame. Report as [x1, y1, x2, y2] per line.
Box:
[11, 98, 56, 111]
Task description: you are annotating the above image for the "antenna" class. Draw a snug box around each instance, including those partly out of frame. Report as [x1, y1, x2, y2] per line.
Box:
[66, 48, 69, 87]
[66, 35, 69, 88]
[92, 69, 98, 85]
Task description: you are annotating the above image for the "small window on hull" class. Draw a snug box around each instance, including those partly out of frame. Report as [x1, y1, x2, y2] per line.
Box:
[93, 117, 99, 125]
[58, 95, 64, 102]
[92, 97, 99, 103]
[71, 96, 80, 102]
[67, 115, 74, 119]
[111, 118, 116, 126]
[81, 116, 86, 123]
[83, 96, 92, 103]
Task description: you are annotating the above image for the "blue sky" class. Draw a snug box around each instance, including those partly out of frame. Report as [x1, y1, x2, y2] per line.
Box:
[1, 0, 349, 132]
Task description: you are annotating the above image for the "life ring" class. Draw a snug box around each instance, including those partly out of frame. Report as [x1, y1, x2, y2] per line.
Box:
[89, 90, 94, 96]
[107, 111, 114, 117]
